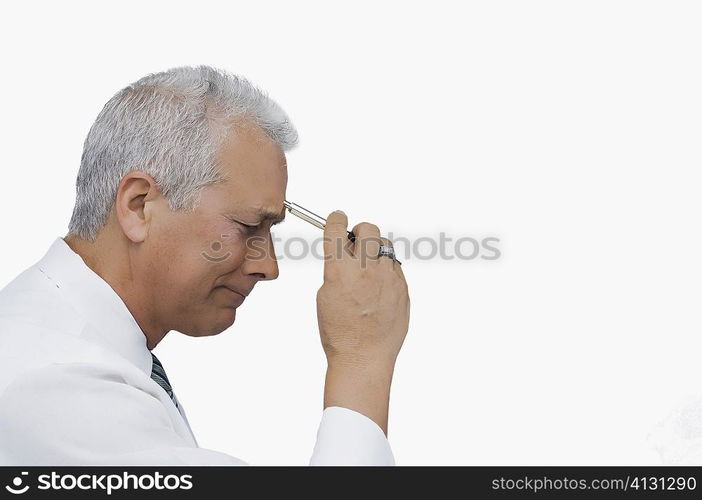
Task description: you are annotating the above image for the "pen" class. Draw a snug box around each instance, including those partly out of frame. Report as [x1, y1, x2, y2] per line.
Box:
[283, 200, 357, 242]
[283, 200, 402, 265]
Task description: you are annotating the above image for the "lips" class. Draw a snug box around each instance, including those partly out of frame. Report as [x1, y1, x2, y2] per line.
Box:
[219, 286, 246, 307]
[222, 285, 252, 297]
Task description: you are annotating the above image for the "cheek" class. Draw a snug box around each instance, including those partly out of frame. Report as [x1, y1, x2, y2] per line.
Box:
[149, 214, 249, 294]
[200, 231, 248, 270]
[179, 237, 250, 300]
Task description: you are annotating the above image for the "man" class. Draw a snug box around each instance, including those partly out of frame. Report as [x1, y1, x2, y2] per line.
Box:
[0, 66, 410, 465]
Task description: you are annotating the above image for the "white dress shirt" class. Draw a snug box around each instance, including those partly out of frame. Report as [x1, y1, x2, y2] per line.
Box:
[0, 237, 394, 465]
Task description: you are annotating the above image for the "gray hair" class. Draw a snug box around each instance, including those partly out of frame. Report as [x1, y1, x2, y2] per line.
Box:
[67, 65, 298, 241]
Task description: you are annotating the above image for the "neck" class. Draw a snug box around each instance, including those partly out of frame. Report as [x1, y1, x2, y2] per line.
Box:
[64, 229, 168, 350]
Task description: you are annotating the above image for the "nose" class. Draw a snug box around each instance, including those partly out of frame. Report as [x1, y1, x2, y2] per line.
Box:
[242, 234, 279, 281]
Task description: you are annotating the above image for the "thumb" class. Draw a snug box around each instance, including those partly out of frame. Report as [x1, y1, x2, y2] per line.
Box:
[323, 210, 350, 266]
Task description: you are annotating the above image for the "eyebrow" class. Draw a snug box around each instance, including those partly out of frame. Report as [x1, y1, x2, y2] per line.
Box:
[255, 206, 287, 225]
[227, 205, 287, 226]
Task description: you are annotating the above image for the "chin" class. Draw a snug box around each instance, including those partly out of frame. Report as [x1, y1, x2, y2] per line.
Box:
[181, 307, 237, 337]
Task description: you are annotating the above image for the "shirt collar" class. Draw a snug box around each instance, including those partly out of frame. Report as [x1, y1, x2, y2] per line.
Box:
[36, 237, 153, 376]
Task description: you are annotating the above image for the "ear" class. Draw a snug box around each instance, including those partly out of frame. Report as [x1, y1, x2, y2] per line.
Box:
[114, 171, 161, 243]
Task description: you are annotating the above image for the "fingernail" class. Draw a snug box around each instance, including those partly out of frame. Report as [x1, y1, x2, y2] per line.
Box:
[335, 210, 346, 216]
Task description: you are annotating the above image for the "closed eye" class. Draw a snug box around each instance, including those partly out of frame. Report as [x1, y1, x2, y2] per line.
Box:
[239, 222, 261, 232]
[244, 219, 285, 229]
[226, 214, 284, 232]
[225, 216, 258, 232]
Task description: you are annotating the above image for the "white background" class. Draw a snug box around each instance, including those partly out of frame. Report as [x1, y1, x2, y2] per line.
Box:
[1, 1, 701, 465]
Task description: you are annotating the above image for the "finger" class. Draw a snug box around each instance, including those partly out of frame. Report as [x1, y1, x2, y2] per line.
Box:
[323, 210, 352, 277]
[382, 237, 406, 280]
[391, 249, 408, 296]
[378, 236, 408, 310]
[377, 236, 396, 271]
[351, 221, 382, 267]
[393, 254, 406, 280]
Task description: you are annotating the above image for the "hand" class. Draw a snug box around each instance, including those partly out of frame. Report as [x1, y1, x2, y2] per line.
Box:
[316, 210, 410, 433]
[317, 210, 410, 368]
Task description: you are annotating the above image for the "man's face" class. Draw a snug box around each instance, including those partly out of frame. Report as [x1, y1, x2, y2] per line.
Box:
[142, 121, 288, 337]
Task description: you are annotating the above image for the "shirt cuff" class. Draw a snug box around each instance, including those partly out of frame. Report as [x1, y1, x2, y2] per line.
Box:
[309, 406, 395, 465]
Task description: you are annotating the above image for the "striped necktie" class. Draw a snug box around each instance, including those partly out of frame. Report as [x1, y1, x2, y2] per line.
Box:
[150, 353, 179, 410]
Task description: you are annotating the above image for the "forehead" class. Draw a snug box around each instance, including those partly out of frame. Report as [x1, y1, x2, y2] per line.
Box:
[214, 121, 288, 215]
